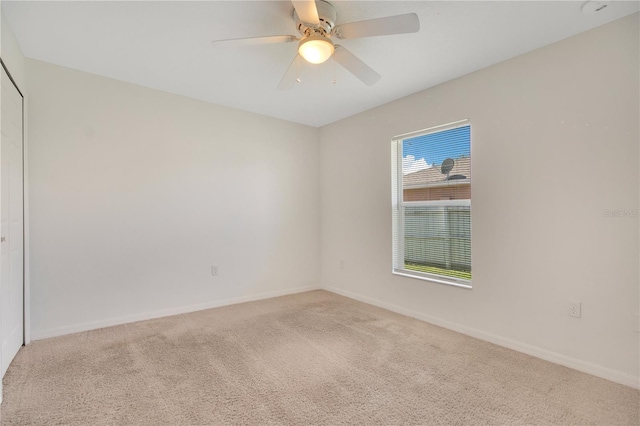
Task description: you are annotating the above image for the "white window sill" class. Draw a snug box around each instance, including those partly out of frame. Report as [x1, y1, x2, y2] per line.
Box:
[392, 269, 472, 289]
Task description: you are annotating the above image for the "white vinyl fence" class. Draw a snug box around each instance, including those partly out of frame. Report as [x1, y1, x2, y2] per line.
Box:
[404, 205, 471, 271]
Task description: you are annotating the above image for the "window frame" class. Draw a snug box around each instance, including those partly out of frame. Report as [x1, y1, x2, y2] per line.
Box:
[391, 119, 472, 289]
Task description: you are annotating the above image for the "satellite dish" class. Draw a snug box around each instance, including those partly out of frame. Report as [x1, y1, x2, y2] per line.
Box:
[582, 1, 609, 14]
[441, 158, 454, 177]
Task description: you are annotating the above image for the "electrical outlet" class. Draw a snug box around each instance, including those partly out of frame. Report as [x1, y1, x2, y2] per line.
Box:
[568, 301, 581, 318]
[211, 266, 218, 276]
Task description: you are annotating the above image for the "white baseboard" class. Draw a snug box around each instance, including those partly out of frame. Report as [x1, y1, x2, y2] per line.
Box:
[31, 285, 321, 341]
[30, 283, 639, 390]
[324, 285, 640, 390]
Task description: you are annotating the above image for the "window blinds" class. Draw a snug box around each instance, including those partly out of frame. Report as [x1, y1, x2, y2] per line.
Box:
[392, 122, 471, 286]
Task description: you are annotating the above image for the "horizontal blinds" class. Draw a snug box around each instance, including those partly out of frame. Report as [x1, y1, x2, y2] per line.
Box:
[393, 124, 471, 284]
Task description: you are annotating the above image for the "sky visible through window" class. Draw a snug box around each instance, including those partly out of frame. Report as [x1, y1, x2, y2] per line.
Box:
[402, 125, 470, 175]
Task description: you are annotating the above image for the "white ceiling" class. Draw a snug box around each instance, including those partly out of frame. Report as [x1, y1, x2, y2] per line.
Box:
[2, 1, 638, 127]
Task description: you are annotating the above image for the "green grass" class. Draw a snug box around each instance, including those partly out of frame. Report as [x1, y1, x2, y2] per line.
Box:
[405, 263, 472, 281]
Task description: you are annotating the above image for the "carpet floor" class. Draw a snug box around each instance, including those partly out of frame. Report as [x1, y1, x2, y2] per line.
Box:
[1, 290, 638, 425]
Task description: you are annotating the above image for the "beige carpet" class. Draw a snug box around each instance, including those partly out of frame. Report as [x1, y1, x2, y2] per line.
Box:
[1, 290, 638, 425]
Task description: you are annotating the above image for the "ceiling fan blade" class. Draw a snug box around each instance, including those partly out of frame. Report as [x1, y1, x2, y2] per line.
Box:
[278, 55, 302, 90]
[291, 0, 320, 26]
[333, 46, 381, 86]
[211, 35, 297, 48]
[333, 13, 420, 39]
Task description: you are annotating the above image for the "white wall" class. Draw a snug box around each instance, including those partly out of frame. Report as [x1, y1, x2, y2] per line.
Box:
[27, 59, 320, 338]
[320, 14, 639, 387]
[1, 9, 26, 90]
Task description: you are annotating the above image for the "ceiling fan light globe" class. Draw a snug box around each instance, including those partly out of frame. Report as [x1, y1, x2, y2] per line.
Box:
[298, 37, 335, 64]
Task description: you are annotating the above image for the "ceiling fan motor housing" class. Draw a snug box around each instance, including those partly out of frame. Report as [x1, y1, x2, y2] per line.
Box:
[294, 0, 337, 37]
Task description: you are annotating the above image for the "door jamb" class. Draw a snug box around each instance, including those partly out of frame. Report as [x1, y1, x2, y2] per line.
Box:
[0, 58, 29, 351]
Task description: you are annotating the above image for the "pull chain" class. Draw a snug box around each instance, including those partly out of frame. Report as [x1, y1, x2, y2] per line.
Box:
[296, 55, 301, 83]
[332, 57, 336, 85]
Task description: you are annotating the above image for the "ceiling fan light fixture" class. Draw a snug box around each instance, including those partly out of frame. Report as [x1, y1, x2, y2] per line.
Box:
[298, 36, 334, 64]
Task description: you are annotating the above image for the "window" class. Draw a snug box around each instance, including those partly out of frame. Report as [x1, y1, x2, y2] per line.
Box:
[392, 120, 472, 288]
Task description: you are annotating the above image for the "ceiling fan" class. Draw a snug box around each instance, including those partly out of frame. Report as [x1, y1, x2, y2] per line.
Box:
[211, 0, 420, 89]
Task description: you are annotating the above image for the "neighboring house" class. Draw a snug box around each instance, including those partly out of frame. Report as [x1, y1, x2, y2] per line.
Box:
[403, 156, 470, 201]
